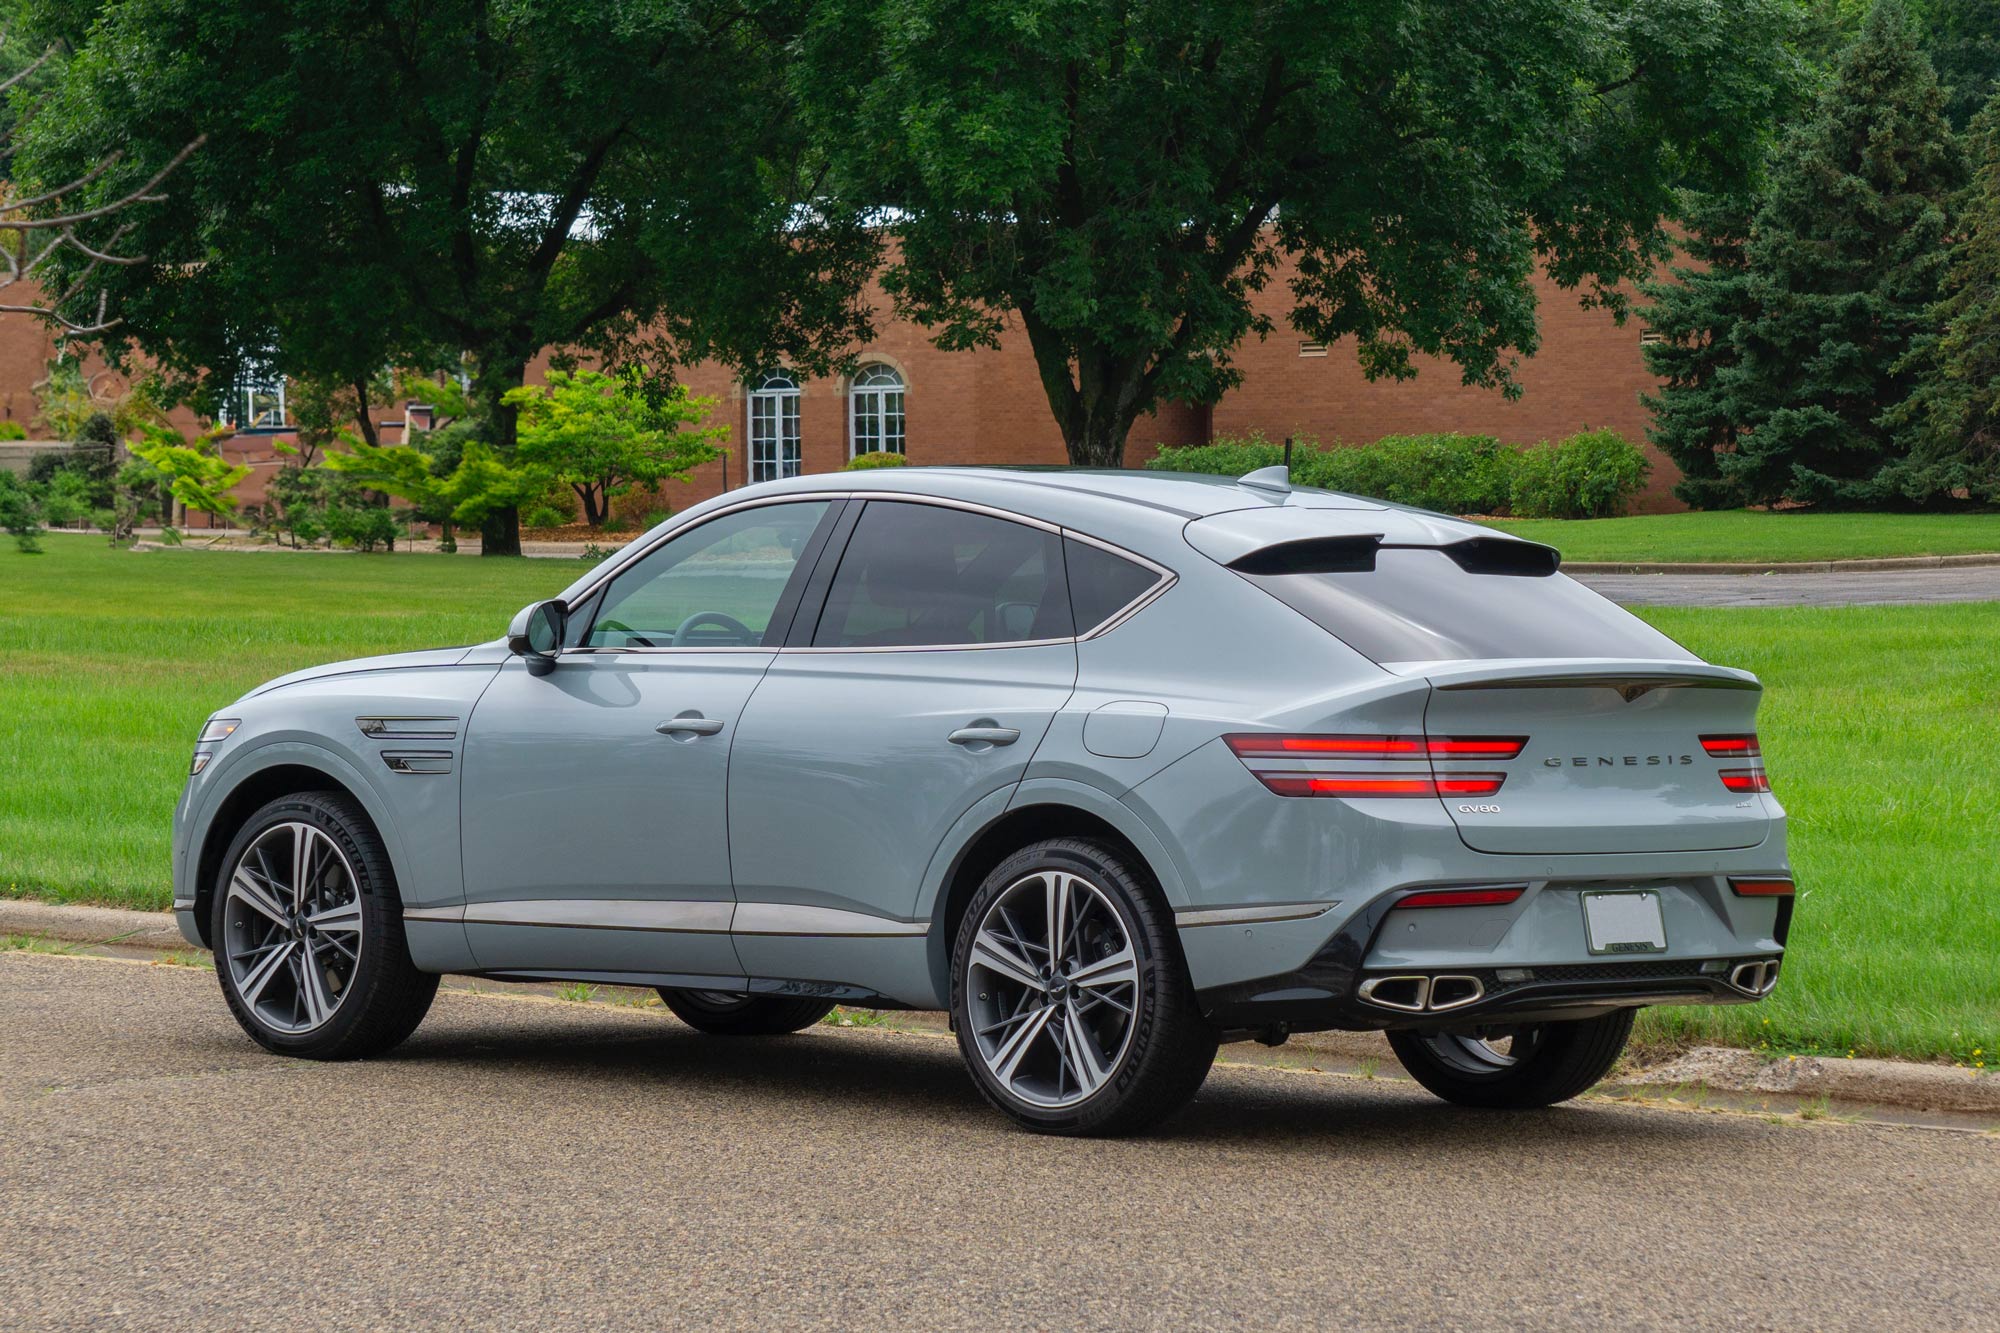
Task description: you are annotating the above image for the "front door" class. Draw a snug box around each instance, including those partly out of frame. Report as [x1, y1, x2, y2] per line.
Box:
[728, 499, 1079, 994]
[459, 499, 837, 981]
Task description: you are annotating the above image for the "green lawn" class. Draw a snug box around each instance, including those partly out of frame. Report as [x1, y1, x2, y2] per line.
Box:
[1486, 509, 2000, 564]
[2, 535, 1995, 1066]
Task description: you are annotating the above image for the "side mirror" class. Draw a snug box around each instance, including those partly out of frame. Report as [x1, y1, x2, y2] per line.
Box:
[506, 599, 567, 676]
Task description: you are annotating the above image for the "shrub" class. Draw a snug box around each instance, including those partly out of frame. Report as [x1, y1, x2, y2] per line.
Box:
[1509, 429, 1651, 519]
[845, 449, 909, 470]
[1148, 431, 1516, 514]
[325, 499, 400, 552]
[0, 420, 26, 440]
[521, 502, 573, 530]
[0, 470, 44, 552]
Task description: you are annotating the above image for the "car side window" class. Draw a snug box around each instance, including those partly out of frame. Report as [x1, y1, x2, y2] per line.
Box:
[811, 501, 1072, 648]
[583, 501, 831, 649]
[1063, 537, 1162, 632]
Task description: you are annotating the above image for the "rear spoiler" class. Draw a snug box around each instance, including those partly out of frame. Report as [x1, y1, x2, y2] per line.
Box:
[1184, 506, 1559, 575]
[1413, 659, 1762, 694]
[1227, 534, 1559, 577]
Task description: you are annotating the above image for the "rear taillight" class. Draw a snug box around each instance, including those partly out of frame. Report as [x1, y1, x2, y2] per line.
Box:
[1397, 887, 1525, 909]
[1257, 773, 1507, 798]
[1224, 734, 1525, 760]
[1703, 733, 1770, 793]
[1729, 877, 1795, 897]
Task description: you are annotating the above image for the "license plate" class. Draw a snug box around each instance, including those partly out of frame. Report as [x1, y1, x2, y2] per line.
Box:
[1582, 890, 1667, 955]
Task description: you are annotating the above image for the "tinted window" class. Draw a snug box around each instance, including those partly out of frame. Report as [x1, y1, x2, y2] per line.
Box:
[1064, 537, 1160, 631]
[1242, 548, 1696, 665]
[584, 501, 830, 648]
[813, 502, 1071, 647]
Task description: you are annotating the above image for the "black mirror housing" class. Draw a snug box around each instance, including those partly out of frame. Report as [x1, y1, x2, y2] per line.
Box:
[506, 599, 567, 675]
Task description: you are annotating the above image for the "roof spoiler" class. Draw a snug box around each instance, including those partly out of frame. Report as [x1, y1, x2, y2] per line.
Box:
[1227, 534, 1560, 577]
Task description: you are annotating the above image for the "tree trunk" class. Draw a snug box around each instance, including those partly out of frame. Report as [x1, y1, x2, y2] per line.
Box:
[475, 358, 530, 557]
[1019, 310, 1150, 468]
[577, 484, 604, 527]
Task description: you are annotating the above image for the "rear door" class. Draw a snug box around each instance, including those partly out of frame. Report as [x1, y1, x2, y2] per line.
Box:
[726, 499, 1078, 974]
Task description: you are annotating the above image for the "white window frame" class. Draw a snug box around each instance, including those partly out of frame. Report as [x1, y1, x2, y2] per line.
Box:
[234, 364, 288, 429]
[749, 371, 802, 482]
[848, 363, 906, 459]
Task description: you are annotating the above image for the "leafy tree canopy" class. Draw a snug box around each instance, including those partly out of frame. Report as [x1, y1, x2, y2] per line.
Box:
[503, 369, 725, 527]
[127, 423, 250, 521]
[798, 0, 1805, 466]
[16, 0, 879, 551]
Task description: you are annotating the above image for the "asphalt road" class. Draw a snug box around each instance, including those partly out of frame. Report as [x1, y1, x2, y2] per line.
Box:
[4, 953, 1996, 1332]
[1574, 565, 2000, 607]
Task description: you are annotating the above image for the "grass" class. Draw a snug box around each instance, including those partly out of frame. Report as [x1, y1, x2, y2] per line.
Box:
[1485, 509, 2000, 564]
[1, 535, 1996, 1064]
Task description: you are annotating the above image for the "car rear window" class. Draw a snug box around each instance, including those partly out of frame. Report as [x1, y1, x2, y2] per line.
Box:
[1240, 547, 1695, 665]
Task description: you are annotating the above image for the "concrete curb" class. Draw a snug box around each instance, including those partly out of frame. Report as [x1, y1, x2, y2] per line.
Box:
[1563, 552, 2000, 575]
[10, 898, 1994, 1116]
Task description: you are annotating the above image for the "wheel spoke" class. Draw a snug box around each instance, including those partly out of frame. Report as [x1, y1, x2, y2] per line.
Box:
[971, 930, 1046, 994]
[290, 825, 322, 909]
[1045, 873, 1072, 966]
[1069, 945, 1137, 993]
[989, 1002, 1056, 1084]
[236, 938, 296, 1008]
[306, 899, 363, 934]
[1060, 1000, 1111, 1094]
[227, 869, 291, 929]
[296, 947, 334, 1027]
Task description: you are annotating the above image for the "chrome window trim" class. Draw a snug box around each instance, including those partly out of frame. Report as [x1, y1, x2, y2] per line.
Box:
[1174, 902, 1338, 929]
[553, 489, 1178, 656]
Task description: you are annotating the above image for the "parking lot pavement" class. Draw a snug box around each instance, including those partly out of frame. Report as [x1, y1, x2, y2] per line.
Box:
[1574, 565, 2000, 607]
[4, 952, 1996, 1332]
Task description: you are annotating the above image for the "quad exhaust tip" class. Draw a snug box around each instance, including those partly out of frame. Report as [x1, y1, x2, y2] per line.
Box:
[1728, 959, 1781, 996]
[1356, 974, 1486, 1014]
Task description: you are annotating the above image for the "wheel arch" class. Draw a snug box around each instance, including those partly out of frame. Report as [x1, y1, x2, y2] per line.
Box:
[189, 750, 395, 948]
[923, 787, 1189, 1006]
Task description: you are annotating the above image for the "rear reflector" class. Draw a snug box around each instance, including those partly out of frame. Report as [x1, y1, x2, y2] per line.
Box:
[1730, 877, 1795, 897]
[1718, 769, 1772, 794]
[1225, 734, 1525, 760]
[1257, 773, 1508, 798]
[1397, 887, 1526, 910]
[1701, 734, 1761, 757]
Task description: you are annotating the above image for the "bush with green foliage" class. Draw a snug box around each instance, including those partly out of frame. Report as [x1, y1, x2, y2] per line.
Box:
[0, 420, 25, 440]
[0, 470, 45, 552]
[1148, 428, 1648, 517]
[1509, 430, 1652, 519]
[844, 450, 908, 470]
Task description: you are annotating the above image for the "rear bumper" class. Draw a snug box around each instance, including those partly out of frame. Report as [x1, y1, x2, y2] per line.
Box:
[1197, 886, 1792, 1034]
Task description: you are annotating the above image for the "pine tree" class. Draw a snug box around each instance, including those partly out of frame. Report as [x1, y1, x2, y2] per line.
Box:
[1887, 85, 2000, 503]
[1718, 0, 1964, 508]
[1639, 192, 1759, 509]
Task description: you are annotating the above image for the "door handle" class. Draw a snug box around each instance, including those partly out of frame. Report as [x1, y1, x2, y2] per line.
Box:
[948, 725, 1020, 747]
[657, 715, 725, 737]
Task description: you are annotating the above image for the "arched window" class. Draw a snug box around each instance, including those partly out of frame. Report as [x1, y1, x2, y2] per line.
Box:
[848, 364, 905, 458]
[748, 371, 801, 482]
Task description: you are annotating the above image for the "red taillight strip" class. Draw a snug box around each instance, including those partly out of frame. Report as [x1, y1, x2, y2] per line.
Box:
[1225, 734, 1525, 760]
[1701, 734, 1761, 757]
[1398, 887, 1525, 909]
[1719, 769, 1771, 794]
[1257, 772, 1507, 798]
[1730, 877, 1795, 897]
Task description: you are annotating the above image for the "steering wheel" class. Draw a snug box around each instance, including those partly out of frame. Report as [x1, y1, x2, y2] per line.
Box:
[671, 610, 756, 647]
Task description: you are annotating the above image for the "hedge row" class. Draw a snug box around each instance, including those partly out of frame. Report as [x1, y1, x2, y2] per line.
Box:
[1144, 430, 1650, 519]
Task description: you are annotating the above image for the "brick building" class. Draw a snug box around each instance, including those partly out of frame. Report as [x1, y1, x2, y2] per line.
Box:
[0, 260, 1678, 524]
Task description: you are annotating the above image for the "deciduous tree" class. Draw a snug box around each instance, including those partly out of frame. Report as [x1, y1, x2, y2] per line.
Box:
[799, 0, 1802, 466]
[503, 369, 725, 527]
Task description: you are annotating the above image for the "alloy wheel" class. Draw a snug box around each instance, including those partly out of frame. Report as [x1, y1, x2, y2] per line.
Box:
[1417, 1025, 1549, 1078]
[222, 822, 365, 1034]
[966, 869, 1141, 1109]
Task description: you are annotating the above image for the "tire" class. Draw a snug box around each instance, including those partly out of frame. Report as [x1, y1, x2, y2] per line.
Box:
[1386, 1009, 1636, 1109]
[657, 988, 836, 1035]
[210, 791, 438, 1059]
[950, 837, 1218, 1136]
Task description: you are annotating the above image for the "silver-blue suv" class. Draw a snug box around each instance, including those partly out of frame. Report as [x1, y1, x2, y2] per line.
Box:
[174, 467, 1792, 1134]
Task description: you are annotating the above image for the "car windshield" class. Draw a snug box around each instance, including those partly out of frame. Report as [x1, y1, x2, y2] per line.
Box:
[1239, 548, 1696, 665]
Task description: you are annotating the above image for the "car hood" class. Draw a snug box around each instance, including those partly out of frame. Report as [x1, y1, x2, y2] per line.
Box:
[243, 646, 477, 700]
